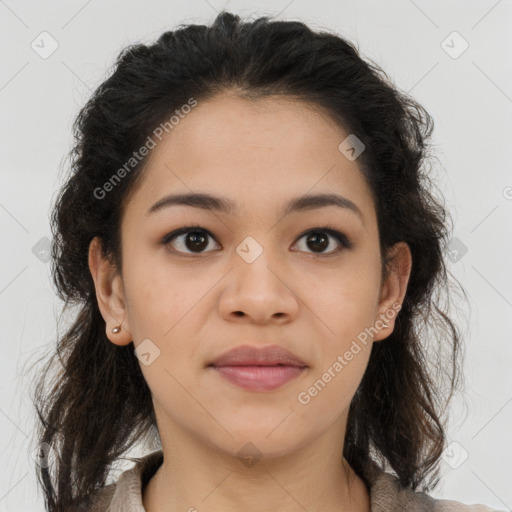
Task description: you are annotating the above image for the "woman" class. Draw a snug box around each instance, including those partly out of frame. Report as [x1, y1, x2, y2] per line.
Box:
[30, 10, 499, 512]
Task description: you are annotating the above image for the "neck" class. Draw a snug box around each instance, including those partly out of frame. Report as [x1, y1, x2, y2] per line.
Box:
[142, 419, 371, 512]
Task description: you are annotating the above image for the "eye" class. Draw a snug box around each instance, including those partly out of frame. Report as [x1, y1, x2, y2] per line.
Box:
[292, 225, 352, 255]
[161, 226, 220, 255]
[160, 224, 352, 256]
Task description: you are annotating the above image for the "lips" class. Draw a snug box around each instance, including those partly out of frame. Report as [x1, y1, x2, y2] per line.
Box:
[208, 344, 308, 392]
[208, 344, 307, 368]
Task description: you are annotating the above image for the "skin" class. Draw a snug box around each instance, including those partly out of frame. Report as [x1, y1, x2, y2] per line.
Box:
[88, 92, 412, 512]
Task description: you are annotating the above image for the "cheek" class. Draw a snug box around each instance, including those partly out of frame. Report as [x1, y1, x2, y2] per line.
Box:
[292, 339, 372, 438]
[122, 257, 212, 388]
[312, 267, 379, 392]
[122, 252, 199, 340]
[307, 266, 381, 338]
[125, 265, 206, 410]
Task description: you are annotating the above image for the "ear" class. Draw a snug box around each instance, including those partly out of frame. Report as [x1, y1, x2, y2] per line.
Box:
[88, 236, 132, 346]
[372, 241, 412, 342]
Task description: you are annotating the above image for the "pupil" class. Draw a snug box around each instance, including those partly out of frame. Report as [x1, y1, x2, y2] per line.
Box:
[308, 232, 328, 252]
[186, 231, 207, 251]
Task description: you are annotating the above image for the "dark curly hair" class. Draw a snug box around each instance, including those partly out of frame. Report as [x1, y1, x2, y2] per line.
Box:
[28, 10, 466, 512]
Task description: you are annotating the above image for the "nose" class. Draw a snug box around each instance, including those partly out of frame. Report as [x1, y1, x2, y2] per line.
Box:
[218, 245, 300, 325]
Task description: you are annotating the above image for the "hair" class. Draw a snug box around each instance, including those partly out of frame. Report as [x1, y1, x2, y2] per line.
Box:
[27, 10, 468, 512]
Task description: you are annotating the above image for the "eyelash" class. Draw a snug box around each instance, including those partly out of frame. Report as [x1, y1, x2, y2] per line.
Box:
[160, 223, 353, 257]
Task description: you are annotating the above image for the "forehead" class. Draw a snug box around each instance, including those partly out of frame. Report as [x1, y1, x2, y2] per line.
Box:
[162, 94, 348, 163]
[126, 94, 375, 227]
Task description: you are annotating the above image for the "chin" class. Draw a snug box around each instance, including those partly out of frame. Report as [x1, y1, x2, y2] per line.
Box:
[219, 428, 306, 458]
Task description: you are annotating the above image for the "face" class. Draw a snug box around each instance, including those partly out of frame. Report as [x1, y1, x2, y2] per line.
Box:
[89, 93, 411, 462]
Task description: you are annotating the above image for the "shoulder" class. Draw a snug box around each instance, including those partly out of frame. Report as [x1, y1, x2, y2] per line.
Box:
[88, 483, 117, 511]
[433, 498, 501, 511]
[69, 483, 117, 511]
[73, 449, 164, 511]
[369, 470, 501, 512]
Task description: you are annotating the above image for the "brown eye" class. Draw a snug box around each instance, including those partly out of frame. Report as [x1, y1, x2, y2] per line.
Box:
[183, 231, 209, 251]
[293, 227, 352, 255]
[305, 231, 329, 252]
[162, 227, 220, 255]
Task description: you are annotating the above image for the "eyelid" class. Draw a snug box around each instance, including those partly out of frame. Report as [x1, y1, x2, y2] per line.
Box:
[160, 224, 352, 256]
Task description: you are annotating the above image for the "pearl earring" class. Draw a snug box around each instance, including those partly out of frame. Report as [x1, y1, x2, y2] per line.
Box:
[112, 325, 121, 334]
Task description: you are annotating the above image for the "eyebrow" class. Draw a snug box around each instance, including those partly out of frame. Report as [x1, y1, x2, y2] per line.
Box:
[146, 192, 364, 221]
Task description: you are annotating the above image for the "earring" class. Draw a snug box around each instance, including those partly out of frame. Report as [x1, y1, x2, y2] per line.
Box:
[383, 323, 389, 328]
[112, 325, 121, 334]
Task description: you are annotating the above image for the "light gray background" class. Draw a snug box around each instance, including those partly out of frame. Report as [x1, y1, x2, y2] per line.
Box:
[1, 0, 511, 510]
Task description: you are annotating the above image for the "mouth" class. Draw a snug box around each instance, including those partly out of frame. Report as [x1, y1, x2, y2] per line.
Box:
[207, 344, 308, 392]
[209, 344, 307, 368]
[208, 364, 307, 392]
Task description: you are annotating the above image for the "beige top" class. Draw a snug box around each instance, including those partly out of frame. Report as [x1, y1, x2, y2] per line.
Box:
[74, 449, 500, 511]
